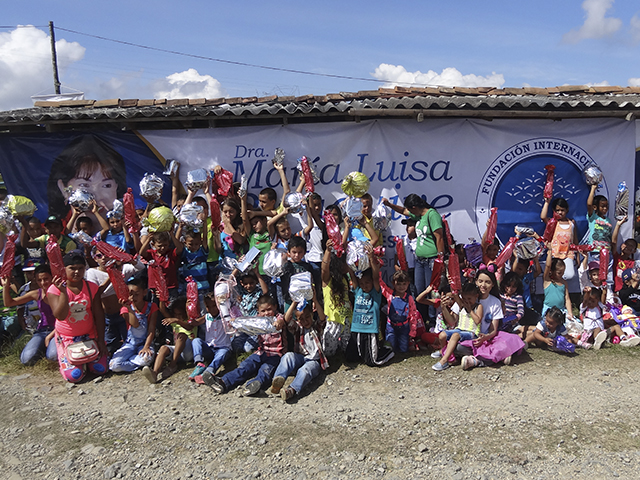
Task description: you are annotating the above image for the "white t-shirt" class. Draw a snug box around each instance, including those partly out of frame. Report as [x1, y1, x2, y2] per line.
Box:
[203, 313, 232, 348]
[293, 213, 323, 263]
[404, 236, 417, 270]
[479, 294, 504, 334]
[84, 262, 143, 298]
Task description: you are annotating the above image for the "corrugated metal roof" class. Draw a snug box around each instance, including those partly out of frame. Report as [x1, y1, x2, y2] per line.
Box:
[2, 85, 640, 132]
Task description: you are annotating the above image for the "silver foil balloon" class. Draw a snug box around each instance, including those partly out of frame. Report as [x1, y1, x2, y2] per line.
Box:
[230, 316, 278, 335]
[583, 165, 603, 186]
[185, 168, 210, 192]
[346, 240, 370, 278]
[140, 173, 164, 202]
[283, 192, 305, 214]
[272, 148, 285, 167]
[68, 189, 94, 212]
[262, 248, 288, 278]
[178, 203, 203, 230]
[289, 271, 314, 303]
[0, 207, 15, 234]
[371, 202, 391, 231]
[342, 196, 363, 222]
[163, 159, 179, 176]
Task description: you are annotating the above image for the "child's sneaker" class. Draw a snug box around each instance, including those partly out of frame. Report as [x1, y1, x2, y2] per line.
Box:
[503, 355, 512, 366]
[270, 376, 285, 395]
[142, 366, 157, 384]
[243, 380, 261, 397]
[202, 371, 226, 394]
[281, 387, 295, 402]
[577, 340, 592, 350]
[432, 361, 449, 371]
[593, 330, 608, 350]
[161, 364, 177, 380]
[620, 335, 640, 347]
[430, 351, 442, 359]
[188, 362, 207, 381]
[462, 355, 478, 370]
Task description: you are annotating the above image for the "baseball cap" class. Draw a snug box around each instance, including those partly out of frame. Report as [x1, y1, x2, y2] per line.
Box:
[587, 261, 600, 271]
[44, 215, 62, 226]
[23, 259, 40, 272]
[622, 269, 635, 283]
[401, 218, 417, 225]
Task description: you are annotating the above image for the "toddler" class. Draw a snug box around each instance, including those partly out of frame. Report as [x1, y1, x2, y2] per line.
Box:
[525, 306, 573, 351]
[500, 272, 524, 333]
[581, 287, 637, 349]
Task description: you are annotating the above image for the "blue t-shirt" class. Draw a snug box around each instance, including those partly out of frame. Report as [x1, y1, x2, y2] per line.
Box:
[180, 246, 210, 292]
[351, 287, 382, 334]
[104, 230, 132, 252]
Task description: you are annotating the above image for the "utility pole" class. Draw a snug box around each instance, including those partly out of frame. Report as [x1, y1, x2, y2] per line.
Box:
[49, 21, 61, 94]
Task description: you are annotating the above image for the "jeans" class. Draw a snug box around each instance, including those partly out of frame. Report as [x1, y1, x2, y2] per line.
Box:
[109, 340, 154, 372]
[221, 352, 281, 391]
[105, 312, 127, 354]
[385, 322, 411, 353]
[231, 332, 259, 353]
[20, 330, 57, 365]
[273, 352, 321, 394]
[415, 257, 435, 326]
[192, 338, 232, 373]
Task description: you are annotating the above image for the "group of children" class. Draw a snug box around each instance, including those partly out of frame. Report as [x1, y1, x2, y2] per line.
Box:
[2, 161, 640, 402]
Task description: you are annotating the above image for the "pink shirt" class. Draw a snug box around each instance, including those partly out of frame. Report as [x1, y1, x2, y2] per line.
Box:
[48, 281, 99, 337]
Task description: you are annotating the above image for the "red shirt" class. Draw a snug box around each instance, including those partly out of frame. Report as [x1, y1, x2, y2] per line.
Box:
[613, 253, 635, 292]
[150, 247, 179, 290]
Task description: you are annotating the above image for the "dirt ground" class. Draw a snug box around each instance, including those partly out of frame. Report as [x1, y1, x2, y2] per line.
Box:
[2, 345, 640, 480]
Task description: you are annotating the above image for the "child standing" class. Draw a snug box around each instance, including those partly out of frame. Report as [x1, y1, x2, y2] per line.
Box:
[231, 269, 270, 353]
[95, 203, 134, 253]
[141, 230, 183, 303]
[203, 295, 286, 396]
[541, 197, 578, 280]
[321, 239, 353, 356]
[381, 270, 418, 353]
[612, 215, 638, 293]
[587, 185, 612, 254]
[109, 274, 158, 373]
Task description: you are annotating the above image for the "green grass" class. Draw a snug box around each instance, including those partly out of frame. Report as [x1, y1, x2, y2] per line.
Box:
[0, 333, 57, 375]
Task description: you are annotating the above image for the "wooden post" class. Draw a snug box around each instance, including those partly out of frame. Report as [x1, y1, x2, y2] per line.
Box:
[49, 21, 61, 95]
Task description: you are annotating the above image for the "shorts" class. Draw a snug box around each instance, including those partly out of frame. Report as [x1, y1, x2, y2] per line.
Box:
[444, 329, 476, 342]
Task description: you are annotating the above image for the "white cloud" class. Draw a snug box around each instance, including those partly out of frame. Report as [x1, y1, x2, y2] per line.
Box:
[371, 64, 505, 88]
[586, 80, 611, 86]
[153, 68, 226, 99]
[631, 13, 640, 42]
[0, 26, 85, 111]
[629, 78, 640, 86]
[563, 0, 622, 44]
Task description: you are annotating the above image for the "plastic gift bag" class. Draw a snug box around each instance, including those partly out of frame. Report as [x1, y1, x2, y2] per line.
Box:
[347, 240, 370, 278]
[485, 208, 498, 245]
[143, 206, 175, 233]
[106, 264, 129, 304]
[186, 276, 200, 321]
[0, 233, 18, 279]
[395, 236, 408, 271]
[4, 195, 36, 217]
[162, 159, 179, 176]
[429, 255, 444, 290]
[139, 173, 164, 202]
[583, 165, 603, 186]
[341, 171, 370, 198]
[543, 165, 555, 200]
[324, 210, 344, 257]
[599, 248, 610, 283]
[231, 316, 278, 335]
[146, 260, 169, 302]
[236, 246, 262, 273]
[123, 188, 141, 234]
[46, 235, 66, 281]
[262, 248, 288, 278]
[441, 214, 454, 251]
[615, 181, 629, 221]
[289, 271, 314, 303]
[0, 207, 15, 234]
[495, 237, 518, 268]
[515, 237, 539, 260]
[210, 196, 221, 232]
[106, 199, 124, 220]
[371, 202, 391, 231]
[185, 168, 210, 192]
[554, 335, 575, 354]
[569, 243, 594, 254]
[283, 192, 305, 214]
[68, 189, 94, 212]
[465, 239, 483, 266]
[515, 225, 535, 237]
[237, 174, 248, 200]
[214, 274, 242, 334]
[91, 239, 135, 263]
[70, 230, 94, 246]
[447, 252, 461, 294]
[297, 156, 315, 193]
[342, 196, 363, 222]
[213, 168, 234, 198]
[272, 148, 285, 167]
[542, 212, 560, 243]
[178, 203, 203, 231]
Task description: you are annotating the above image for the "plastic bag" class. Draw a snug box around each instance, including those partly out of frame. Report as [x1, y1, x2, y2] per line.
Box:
[371, 202, 391, 231]
[429, 255, 444, 290]
[123, 188, 141, 234]
[272, 148, 285, 167]
[298, 156, 315, 193]
[543, 165, 555, 200]
[395, 236, 408, 271]
[341, 171, 370, 198]
[91, 239, 135, 263]
[515, 225, 535, 237]
[0, 207, 15, 234]
[214, 274, 242, 334]
[68, 189, 94, 212]
[342, 196, 363, 222]
[186, 276, 200, 321]
[46, 235, 66, 280]
[346, 240, 370, 278]
[4, 195, 36, 217]
[185, 168, 210, 192]
[485, 208, 498, 246]
[262, 248, 288, 278]
[106, 264, 129, 304]
[615, 181, 629, 221]
[464, 240, 483, 266]
[178, 203, 203, 231]
[583, 165, 603, 186]
[236, 246, 262, 273]
[324, 210, 344, 257]
[162, 159, 179, 176]
[0, 233, 18, 279]
[495, 237, 518, 268]
[139, 173, 164, 202]
[515, 237, 539, 260]
[230, 316, 278, 335]
[569, 243, 594, 253]
[237, 174, 248, 200]
[146, 261, 169, 302]
[70, 230, 94, 246]
[442, 214, 454, 251]
[447, 252, 461, 294]
[214, 168, 234, 198]
[599, 248, 610, 283]
[283, 192, 305, 214]
[106, 199, 124, 220]
[143, 206, 175, 233]
[210, 196, 221, 232]
[554, 335, 575, 354]
[542, 212, 560, 243]
[289, 271, 314, 302]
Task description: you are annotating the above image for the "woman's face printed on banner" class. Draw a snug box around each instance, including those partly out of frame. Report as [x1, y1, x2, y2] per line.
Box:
[58, 161, 119, 211]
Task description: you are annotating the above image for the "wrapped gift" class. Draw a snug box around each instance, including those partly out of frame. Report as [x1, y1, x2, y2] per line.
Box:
[341, 171, 370, 198]
[515, 225, 535, 237]
[0, 207, 15, 234]
[143, 206, 175, 233]
[123, 188, 141, 234]
[263, 248, 288, 278]
[236, 246, 262, 273]
[139, 173, 164, 202]
[162, 159, 179, 176]
[68, 189, 94, 212]
[231, 316, 278, 335]
[91, 240, 135, 263]
[541, 212, 560, 243]
[272, 148, 285, 167]
[371, 202, 391, 231]
[297, 156, 316, 193]
[186, 276, 200, 321]
[185, 168, 210, 192]
[599, 248, 610, 283]
[615, 181, 629, 221]
[237, 174, 248, 199]
[178, 203, 203, 231]
[324, 210, 344, 257]
[106, 264, 129, 304]
[583, 165, 603, 186]
[447, 252, 461, 294]
[0, 233, 18, 279]
[554, 335, 575, 354]
[4, 195, 36, 217]
[485, 207, 498, 245]
[495, 237, 518, 268]
[289, 271, 314, 302]
[106, 199, 124, 220]
[395, 236, 408, 271]
[543, 165, 555, 200]
[346, 240, 370, 278]
[146, 260, 169, 302]
[70, 230, 94, 246]
[464, 239, 483, 266]
[342, 196, 363, 222]
[46, 235, 66, 280]
[213, 168, 234, 198]
[283, 192, 305, 214]
[515, 237, 539, 260]
[429, 255, 444, 290]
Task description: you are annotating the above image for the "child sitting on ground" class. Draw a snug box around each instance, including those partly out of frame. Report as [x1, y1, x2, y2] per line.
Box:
[432, 282, 483, 371]
[231, 268, 269, 353]
[524, 306, 573, 351]
[188, 292, 232, 383]
[500, 272, 524, 334]
[612, 215, 638, 293]
[580, 286, 638, 349]
[109, 273, 158, 373]
[203, 295, 286, 396]
[142, 296, 197, 383]
[270, 289, 327, 402]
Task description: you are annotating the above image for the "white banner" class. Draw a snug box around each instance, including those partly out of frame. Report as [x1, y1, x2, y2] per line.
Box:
[141, 118, 635, 254]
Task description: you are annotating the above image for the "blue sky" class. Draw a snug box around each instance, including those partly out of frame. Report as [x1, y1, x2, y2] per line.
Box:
[1, 0, 640, 110]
